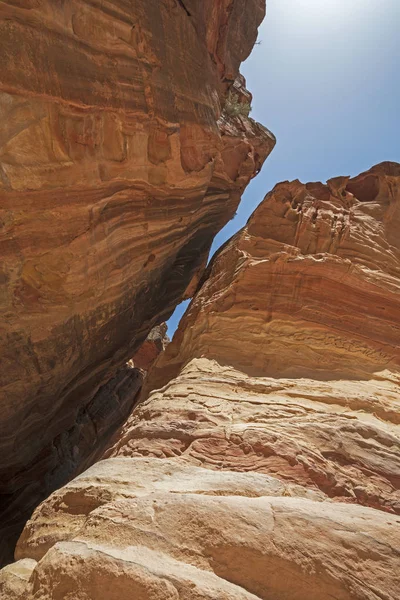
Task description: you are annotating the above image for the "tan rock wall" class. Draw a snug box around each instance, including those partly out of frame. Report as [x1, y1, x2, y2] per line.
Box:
[3, 457, 399, 599]
[147, 162, 400, 385]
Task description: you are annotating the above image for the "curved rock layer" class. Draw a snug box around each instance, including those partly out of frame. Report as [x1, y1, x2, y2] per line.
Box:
[149, 161, 400, 383]
[3, 162, 400, 599]
[0, 0, 274, 562]
[2, 458, 399, 599]
[130, 162, 400, 512]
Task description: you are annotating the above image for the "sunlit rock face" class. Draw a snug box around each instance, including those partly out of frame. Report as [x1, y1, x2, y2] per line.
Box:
[4, 163, 399, 599]
[130, 161, 400, 513]
[0, 0, 274, 564]
[147, 161, 400, 385]
[4, 458, 399, 600]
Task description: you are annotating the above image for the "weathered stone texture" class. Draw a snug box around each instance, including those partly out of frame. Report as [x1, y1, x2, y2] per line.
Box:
[0, 0, 273, 562]
[127, 162, 400, 514]
[3, 458, 399, 600]
[148, 161, 400, 385]
[3, 162, 400, 598]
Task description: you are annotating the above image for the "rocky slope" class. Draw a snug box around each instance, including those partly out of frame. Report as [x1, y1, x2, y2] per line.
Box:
[3, 162, 399, 599]
[0, 0, 274, 563]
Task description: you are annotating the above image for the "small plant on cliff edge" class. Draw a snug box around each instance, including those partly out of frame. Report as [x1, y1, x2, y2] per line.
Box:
[224, 91, 252, 118]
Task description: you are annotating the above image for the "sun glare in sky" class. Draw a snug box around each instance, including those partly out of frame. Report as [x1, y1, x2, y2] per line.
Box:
[286, 0, 345, 17]
[282, 0, 376, 22]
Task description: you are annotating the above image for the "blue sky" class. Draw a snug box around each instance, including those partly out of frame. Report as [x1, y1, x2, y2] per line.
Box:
[167, 0, 400, 335]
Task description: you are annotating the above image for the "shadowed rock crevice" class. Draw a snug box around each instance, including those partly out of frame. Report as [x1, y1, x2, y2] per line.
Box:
[177, 0, 192, 17]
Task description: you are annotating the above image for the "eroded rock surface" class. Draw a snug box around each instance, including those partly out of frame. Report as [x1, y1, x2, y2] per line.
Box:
[3, 458, 399, 599]
[148, 161, 400, 385]
[4, 162, 400, 598]
[111, 358, 400, 514]
[125, 162, 400, 515]
[0, 0, 274, 562]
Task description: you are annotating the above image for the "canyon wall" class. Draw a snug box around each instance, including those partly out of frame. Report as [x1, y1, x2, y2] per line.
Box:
[3, 162, 399, 599]
[0, 0, 274, 564]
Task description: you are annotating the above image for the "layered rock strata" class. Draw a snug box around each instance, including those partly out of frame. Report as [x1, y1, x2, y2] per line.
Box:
[4, 458, 399, 600]
[3, 162, 400, 598]
[0, 0, 274, 562]
[132, 162, 400, 513]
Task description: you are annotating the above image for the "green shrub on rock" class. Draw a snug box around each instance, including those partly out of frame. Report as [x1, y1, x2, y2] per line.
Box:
[224, 91, 252, 118]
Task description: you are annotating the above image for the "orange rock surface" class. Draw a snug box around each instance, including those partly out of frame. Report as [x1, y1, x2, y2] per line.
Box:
[3, 162, 400, 599]
[130, 162, 400, 514]
[148, 162, 400, 384]
[0, 0, 274, 562]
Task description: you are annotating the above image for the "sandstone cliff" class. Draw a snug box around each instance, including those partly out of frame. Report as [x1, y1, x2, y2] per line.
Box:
[3, 162, 399, 599]
[131, 161, 400, 513]
[0, 0, 274, 563]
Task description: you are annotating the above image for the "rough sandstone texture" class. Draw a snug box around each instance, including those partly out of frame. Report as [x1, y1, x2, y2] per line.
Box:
[3, 162, 400, 599]
[0, 0, 274, 562]
[129, 162, 400, 513]
[4, 458, 400, 600]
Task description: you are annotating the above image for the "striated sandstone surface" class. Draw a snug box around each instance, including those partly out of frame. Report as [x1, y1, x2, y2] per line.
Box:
[111, 357, 400, 514]
[147, 161, 400, 385]
[3, 162, 400, 598]
[0, 0, 274, 562]
[129, 162, 400, 513]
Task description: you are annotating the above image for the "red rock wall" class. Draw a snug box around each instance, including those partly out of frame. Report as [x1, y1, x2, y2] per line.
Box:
[0, 0, 273, 564]
[148, 162, 400, 384]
